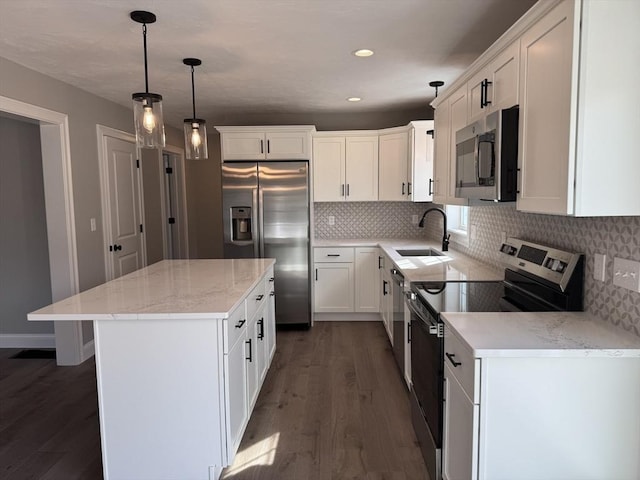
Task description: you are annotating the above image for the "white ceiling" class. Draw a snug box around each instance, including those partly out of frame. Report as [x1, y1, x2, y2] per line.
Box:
[0, 0, 536, 128]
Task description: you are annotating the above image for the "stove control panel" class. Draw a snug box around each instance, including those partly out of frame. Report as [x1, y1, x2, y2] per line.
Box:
[499, 238, 583, 291]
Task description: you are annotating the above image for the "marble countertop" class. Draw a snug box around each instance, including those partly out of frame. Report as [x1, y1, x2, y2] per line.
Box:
[28, 259, 275, 321]
[313, 238, 503, 283]
[442, 311, 640, 358]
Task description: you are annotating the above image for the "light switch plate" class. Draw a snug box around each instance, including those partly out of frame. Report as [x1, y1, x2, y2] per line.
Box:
[613, 257, 640, 292]
[593, 253, 606, 282]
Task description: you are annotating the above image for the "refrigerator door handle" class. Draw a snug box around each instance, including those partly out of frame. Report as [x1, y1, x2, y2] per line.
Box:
[252, 187, 260, 257]
[258, 186, 265, 257]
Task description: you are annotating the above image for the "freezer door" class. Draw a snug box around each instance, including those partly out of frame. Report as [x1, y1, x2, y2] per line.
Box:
[222, 162, 258, 258]
[258, 162, 311, 326]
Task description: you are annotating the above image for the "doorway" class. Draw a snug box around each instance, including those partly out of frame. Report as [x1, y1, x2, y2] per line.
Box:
[160, 147, 189, 259]
[0, 95, 82, 366]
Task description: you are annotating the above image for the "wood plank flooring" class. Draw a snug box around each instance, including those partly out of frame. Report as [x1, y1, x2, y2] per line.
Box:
[0, 322, 428, 480]
[221, 322, 429, 480]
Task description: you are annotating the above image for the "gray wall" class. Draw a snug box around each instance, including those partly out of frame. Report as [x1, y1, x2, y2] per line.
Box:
[0, 116, 54, 335]
[0, 57, 183, 291]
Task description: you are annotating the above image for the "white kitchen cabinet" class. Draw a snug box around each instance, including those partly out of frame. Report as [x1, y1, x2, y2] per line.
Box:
[378, 131, 409, 201]
[442, 321, 640, 480]
[517, 0, 640, 216]
[354, 247, 380, 313]
[313, 247, 355, 313]
[378, 121, 435, 202]
[433, 86, 469, 206]
[467, 41, 520, 124]
[224, 307, 249, 460]
[380, 257, 393, 344]
[216, 126, 314, 161]
[313, 133, 378, 202]
[265, 272, 276, 363]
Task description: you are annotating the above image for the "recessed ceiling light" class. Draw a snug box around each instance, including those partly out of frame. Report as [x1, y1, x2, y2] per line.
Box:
[353, 49, 374, 57]
[347, 97, 362, 102]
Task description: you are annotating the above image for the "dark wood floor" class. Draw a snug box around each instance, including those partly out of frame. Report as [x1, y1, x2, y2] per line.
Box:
[1, 322, 428, 480]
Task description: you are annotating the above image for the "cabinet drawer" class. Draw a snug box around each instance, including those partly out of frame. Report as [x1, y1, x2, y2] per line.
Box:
[247, 279, 267, 321]
[224, 303, 247, 354]
[444, 326, 479, 403]
[313, 247, 354, 263]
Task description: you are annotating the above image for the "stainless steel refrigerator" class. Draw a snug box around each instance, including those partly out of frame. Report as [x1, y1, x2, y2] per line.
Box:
[222, 161, 310, 326]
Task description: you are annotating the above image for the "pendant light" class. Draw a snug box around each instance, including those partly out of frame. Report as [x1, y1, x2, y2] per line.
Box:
[182, 58, 208, 159]
[130, 10, 165, 148]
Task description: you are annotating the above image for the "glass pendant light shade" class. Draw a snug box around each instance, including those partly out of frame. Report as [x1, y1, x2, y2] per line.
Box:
[183, 118, 208, 159]
[133, 92, 165, 148]
[183, 58, 208, 159]
[130, 11, 165, 149]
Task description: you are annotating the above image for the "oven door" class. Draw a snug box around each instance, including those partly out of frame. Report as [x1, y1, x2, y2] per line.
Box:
[408, 294, 443, 480]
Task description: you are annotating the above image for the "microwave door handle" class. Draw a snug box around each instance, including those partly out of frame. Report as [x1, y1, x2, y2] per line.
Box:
[477, 138, 494, 180]
[474, 135, 480, 181]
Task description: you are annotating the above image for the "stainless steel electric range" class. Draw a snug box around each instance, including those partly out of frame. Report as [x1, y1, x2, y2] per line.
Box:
[407, 238, 584, 480]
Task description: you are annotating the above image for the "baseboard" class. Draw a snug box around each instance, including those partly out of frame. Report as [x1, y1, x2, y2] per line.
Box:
[82, 339, 95, 361]
[0, 333, 56, 348]
[314, 313, 383, 322]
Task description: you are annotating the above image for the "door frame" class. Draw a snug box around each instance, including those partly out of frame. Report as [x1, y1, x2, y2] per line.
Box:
[96, 125, 147, 281]
[159, 145, 189, 259]
[0, 95, 83, 365]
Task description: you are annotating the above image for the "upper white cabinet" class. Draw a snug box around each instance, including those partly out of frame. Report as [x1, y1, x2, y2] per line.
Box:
[468, 41, 520, 124]
[313, 133, 379, 202]
[216, 126, 315, 161]
[432, 0, 640, 216]
[517, 0, 640, 216]
[433, 86, 469, 206]
[378, 121, 435, 202]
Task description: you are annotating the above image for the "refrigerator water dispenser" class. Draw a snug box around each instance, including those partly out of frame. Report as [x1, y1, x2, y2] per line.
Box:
[230, 207, 252, 241]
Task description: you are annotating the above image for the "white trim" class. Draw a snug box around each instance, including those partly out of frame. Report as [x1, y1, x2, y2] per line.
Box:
[313, 312, 382, 322]
[0, 95, 84, 365]
[83, 338, 95, 359]
[0, 334, 56, 349]
[96, 125, 146, 280]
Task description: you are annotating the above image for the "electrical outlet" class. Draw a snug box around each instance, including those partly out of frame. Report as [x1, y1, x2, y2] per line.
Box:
[593, 253, 606, 282]
[90, 218, 97, 232]
[411, 215, 419, 225]
[613, 257, 640, 292]
[500, 231, 507, 244]
[470, 224, 478, 241]
[328, 215, 335, 226]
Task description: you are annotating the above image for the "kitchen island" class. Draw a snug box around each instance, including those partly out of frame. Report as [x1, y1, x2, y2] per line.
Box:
[28, 259, 276, 480]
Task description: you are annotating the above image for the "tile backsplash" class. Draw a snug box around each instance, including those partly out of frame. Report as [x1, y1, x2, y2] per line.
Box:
[314, 202, 432, 239]
[313, 201, 640, 337]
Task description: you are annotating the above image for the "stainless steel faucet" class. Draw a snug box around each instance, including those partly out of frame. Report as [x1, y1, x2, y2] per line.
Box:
[418, 207, 450, 252]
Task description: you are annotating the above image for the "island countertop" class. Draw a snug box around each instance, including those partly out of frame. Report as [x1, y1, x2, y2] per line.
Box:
[28, 259, 275, 321]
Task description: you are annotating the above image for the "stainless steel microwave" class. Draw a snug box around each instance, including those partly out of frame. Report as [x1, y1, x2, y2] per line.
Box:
[455, 106, 519, 202]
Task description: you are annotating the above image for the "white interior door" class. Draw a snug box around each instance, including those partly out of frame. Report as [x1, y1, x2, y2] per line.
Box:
[104, 135, 144, 278]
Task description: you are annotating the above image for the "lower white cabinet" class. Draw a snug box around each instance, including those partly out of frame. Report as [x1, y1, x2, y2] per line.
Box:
[380, 255, 393, 343]
[225, 309, 249, 459]
[314, 247, 380, 314]
[442, 323, 640, 480]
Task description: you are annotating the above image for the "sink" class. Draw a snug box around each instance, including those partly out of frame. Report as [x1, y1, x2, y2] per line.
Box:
[395, 248, 443, 257]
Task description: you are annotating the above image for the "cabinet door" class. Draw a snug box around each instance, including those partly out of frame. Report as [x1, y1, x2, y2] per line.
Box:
[517, 0, 575, 215]
[381, 267, 393, 343]
[378, 132, 409, 201]
[433, 100, 450, 204]
[488, 41, 519, 112]
[254, 305, 268, 385]
[313, 137, 345, 201]
[409, 123, 435, 202]
[354, 247, 380, 313]
[266, 131, 309, 159]
[225, 333, 248, 462]
[443, 364, 479, 480]
[345, 136, 379, 201]
[447, 87, 470, 206]
[221, 132, 266, 160]
[266, 276, 276, 362]
[468, 68, 490, 124]
[246, 318, 260, 411]
[314, 263, 354, 313]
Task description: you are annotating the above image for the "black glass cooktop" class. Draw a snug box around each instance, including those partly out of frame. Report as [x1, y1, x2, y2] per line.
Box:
[413, 281, 505, 316]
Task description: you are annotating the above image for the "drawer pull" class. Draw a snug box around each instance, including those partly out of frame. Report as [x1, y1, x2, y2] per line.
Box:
[327, 254, 340, 257]
[235, 319, 246, 329]
[256, 294, 264, 301]
[446, 352, 462, 367]
[269, 277, 275, 282]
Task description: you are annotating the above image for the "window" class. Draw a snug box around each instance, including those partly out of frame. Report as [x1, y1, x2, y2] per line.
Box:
[445, 205, 469, 247]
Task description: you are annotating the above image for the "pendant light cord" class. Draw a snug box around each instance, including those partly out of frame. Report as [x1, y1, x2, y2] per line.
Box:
[191, 65, 197, 119]
[143, 23, 149, 94]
